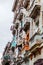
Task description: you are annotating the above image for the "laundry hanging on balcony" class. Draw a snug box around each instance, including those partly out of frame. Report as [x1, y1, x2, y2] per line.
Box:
[11, 41, 17, 47]
[11, 35, 17, 47]
[13, 35, 16, 41]
[24, 44, 29, 51]
[3, 55, 10, 60]
[22, 43, 30, 52]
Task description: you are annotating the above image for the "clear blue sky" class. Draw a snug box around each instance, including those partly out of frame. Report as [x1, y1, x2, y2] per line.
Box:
[0, 0, 14, 58]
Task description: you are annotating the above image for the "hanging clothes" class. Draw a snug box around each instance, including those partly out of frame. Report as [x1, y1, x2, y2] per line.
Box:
[11, 41, 17, 47]
[11, 35, 17, 47]
[22, 43, 30, 52]
[24, 43, 30, 51]
[13, 35, 16, 41]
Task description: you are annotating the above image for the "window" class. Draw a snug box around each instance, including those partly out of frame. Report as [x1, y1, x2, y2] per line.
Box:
[24, 22, 30, 32]
[12, 30, 16, 35]
[15, 23, 19, 29]
[19, 13, 23, 21]
[23, 0, 30, 9]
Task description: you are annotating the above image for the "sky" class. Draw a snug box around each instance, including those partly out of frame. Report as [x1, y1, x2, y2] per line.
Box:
[0, 0, 14, 59]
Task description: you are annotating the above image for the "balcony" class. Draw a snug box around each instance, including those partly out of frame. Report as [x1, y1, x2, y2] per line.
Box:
[29, 33, 43, 48]
[28, 0, 41, 19]
[28, 41, 43, 60]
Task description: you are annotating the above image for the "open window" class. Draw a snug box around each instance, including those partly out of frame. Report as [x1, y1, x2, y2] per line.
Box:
[12, 30, 16, 35]
[18, 13, 23, 21]
[23, 22, 30, 32]
[15, 23, 19, 29]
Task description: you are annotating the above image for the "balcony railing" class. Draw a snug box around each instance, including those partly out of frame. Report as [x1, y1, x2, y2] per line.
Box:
[29, 34, 43, 48]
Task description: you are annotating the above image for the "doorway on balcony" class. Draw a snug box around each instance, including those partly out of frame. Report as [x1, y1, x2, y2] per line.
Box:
[23, 22, 30, 33]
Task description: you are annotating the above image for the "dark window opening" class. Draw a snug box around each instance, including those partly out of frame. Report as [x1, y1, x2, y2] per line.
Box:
[11, 47, 15, 53]
[5, 62, 10, 65]
[12, 30, 16, 35]
[18, 44, 22, 51]
[15, 23, 19, 29]
[19, 13, 23, 21]
[23, 22, 30, 32]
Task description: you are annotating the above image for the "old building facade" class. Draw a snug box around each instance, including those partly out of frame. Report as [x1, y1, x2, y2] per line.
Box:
[2, 0, 43, 65]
